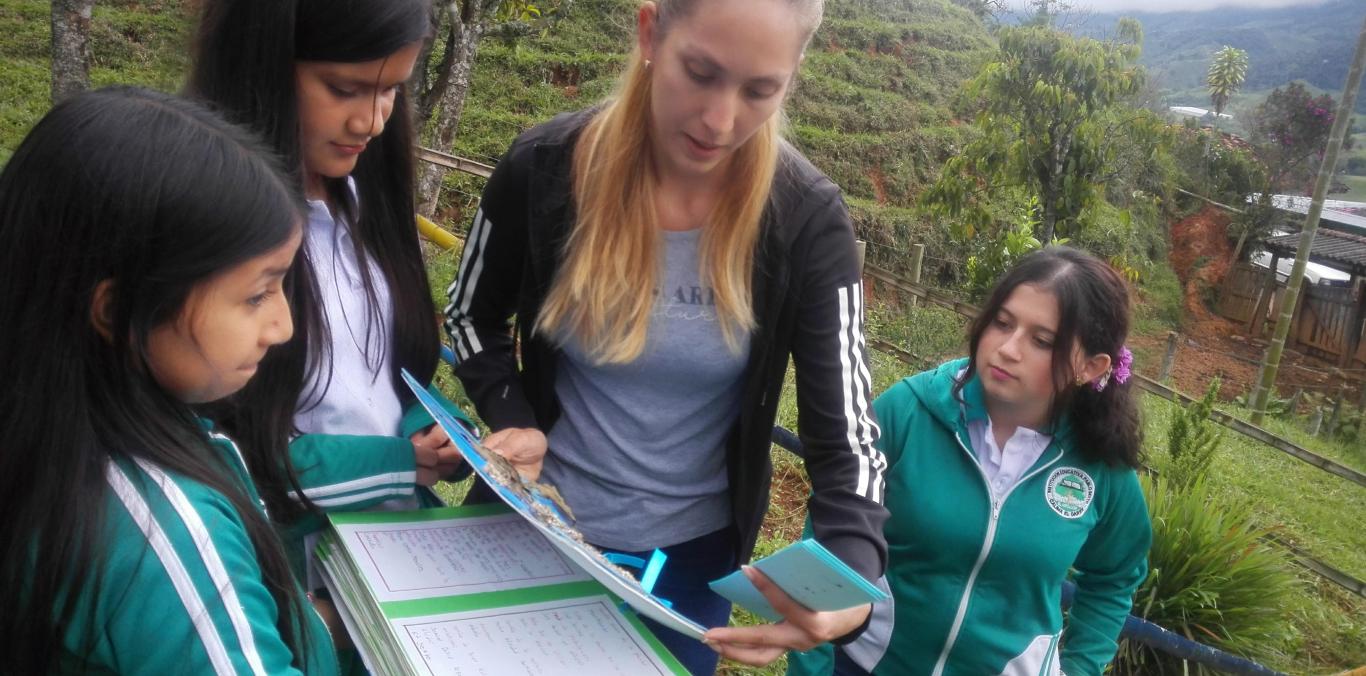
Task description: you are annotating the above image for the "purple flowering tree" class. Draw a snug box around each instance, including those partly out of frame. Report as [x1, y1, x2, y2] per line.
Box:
[1246, 82, 1354, 195]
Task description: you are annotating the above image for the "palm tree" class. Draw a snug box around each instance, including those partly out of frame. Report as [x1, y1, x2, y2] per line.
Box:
[1206, 45, 1249, 120]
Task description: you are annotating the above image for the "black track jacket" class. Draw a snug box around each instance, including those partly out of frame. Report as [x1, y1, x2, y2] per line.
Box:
[444, 109, 888, 584]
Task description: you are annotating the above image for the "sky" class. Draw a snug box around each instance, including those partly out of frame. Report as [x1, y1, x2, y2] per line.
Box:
[1006, 0, 1333, 14]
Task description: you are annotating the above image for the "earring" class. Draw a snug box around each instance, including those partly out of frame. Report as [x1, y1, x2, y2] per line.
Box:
[644, 59, 652, 69]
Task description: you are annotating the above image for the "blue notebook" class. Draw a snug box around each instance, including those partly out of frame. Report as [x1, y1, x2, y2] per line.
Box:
[708, 539, 888, 622]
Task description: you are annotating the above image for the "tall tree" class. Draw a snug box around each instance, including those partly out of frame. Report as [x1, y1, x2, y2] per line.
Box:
[922, 19, 1146, 244]
[50, 0, 95, 103]
[411, 1, 564, 217]
[1246, 82, 1352, 195]
[1206, 45, 1248, 120]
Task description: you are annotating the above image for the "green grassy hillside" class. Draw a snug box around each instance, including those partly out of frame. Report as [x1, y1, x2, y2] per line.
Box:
[0, 0, 191, 164]
[443, 0, 995, 255]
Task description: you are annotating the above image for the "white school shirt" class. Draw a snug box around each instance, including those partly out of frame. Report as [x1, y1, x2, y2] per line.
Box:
[295, 191, 417, 590]
[294, 188, 404, 440]
[967, 416, 1053, 502]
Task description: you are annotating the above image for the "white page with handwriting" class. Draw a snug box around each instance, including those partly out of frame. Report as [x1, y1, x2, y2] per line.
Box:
[392, 596, 677, 676]
[333, 511, 588, 602]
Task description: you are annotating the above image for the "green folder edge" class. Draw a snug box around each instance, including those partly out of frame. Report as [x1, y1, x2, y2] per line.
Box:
[318, 504, 689, 675]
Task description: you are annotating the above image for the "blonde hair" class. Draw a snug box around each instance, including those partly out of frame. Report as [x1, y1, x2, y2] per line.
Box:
[535, 0, 823, 364]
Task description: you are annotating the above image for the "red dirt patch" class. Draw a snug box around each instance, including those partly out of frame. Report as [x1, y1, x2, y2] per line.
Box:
[1127, 319, 1358, 409]
[1129, 204, 1363, 406]
[548, 64, 580, 87]
[867, 165, 888, 205]
[1169, 205, 1234, 321]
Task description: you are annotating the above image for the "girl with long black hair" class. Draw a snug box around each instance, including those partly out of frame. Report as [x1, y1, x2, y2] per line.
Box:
[187, 0, 474, 572]
[0, 87, 337, 674]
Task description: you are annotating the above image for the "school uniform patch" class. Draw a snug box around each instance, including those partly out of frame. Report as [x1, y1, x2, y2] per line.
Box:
[1044, 467, 1094, 519]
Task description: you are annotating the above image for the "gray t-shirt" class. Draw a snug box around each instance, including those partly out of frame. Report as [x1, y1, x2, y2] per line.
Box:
[543, 228, 750, 551]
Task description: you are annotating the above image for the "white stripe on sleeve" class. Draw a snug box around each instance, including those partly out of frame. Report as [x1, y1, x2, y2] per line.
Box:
[447, 209, 493, 362]
[838, 284, 874, 500]
[133, 458, 268, 676]
[302, 485, 414, 509]
[106, 462, 236, 676]
[286, 471, 417, 502]
[850, 283, 887, 502]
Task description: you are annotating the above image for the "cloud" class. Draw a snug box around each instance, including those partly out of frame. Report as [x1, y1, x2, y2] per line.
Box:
[1007, 0, 1331, 13]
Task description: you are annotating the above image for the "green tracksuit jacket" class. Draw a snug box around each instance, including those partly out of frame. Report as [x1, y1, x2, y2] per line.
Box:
[790, 358, 1150, 676]
[61, 424, 339, 675]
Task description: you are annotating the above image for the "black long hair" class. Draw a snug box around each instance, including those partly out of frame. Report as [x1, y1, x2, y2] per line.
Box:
[959, 246, 1143, 468]
[188, 0, 439, 521]
[0, 87, 310, 673]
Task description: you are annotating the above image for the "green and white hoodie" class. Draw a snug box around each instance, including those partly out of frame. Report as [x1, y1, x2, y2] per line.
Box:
[789, 359, 1150, 676]
[61, 424, 339, 675]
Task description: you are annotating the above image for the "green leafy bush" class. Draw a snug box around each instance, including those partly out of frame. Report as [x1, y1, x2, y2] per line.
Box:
[1167, 378, 1224, 489]
[963, 195, 1045, 299]
[1113, 476, 1300, 675]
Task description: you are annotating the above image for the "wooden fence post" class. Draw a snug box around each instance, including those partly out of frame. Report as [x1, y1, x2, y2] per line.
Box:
[1251, 253, 1279, 335]
[1289, 388, 1304, 416]
[1158, 332, 1179, 383]
[1310, 407, 1325, 436]
[907, 244, 925, 307]
[855, 240, 867, 276]
[1327, 384, 1347, 436]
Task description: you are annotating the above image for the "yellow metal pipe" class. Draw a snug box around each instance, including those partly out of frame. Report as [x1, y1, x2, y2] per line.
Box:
[416, 214, 460, 251]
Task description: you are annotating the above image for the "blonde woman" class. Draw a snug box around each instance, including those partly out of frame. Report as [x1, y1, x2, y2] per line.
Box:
[445, 0, 887, 671]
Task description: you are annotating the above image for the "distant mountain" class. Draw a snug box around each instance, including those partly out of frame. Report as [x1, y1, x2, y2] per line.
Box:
[1068, 0, 1365, 114]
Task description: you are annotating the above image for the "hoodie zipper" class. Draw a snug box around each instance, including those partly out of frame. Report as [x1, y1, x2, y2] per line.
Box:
[931, 430, 1064, 676]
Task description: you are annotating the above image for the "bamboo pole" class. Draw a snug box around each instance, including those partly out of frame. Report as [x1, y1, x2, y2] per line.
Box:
[1250, 14, 1366, 425]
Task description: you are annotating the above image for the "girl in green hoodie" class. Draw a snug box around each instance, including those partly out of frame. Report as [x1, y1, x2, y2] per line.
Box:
[789, 246, 1151, 676]
[0, 88, 339, 674]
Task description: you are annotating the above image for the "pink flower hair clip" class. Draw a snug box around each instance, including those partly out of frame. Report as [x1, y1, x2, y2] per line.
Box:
[1092, 346, 1133, 392]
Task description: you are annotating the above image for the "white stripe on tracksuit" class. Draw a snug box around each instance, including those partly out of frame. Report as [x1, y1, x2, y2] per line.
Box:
[301, 485, 415, 508]
[106, 462, 237, 676]
[837, 282, 885, 502]
[444, 208, 493, 363]
[286, 471, 417, 502]
[133, 458, 269, 676]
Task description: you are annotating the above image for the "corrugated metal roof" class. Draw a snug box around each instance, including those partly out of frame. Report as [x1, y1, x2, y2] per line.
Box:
[1266, 229, 1366, 277]
[1261, 194, 1366, 232]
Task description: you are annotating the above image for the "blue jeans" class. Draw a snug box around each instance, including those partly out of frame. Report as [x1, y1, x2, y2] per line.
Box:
[596, 526, 739, 675]
[834, 647, 873, 675]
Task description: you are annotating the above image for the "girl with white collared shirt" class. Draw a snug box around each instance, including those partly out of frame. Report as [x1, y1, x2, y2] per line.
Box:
[790, 247, 1152, 676]
[187, 0, 477, 580]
